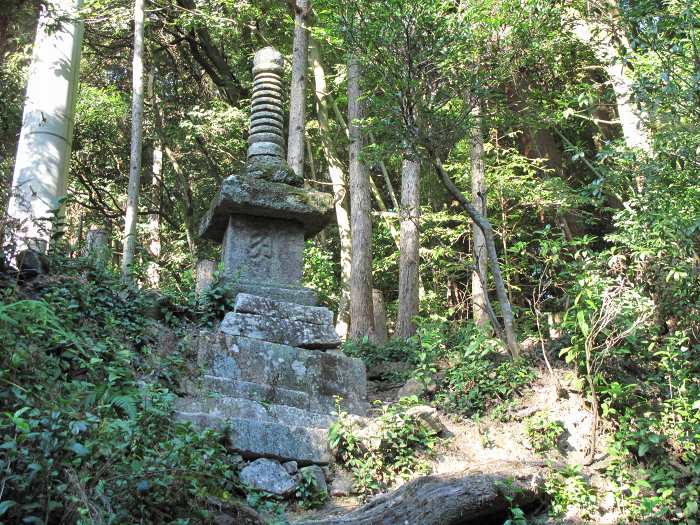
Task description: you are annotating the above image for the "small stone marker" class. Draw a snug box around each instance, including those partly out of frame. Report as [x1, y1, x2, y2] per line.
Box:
[195, 259, 216, 295]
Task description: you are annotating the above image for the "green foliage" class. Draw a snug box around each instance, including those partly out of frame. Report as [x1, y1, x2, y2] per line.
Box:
[329, 397, 437, 496]
[303, 242, 341, 308]
[294, 469, 329, 510]
[544, 465, 598, 519]
[342, 336, 418, 369]
[416, 321, 535, 417]
[525, 412, 565, 454]
[0, 256, 241, 523]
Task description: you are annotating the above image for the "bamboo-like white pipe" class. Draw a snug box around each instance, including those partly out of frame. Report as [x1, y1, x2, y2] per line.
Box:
[8, 0, 84, 251]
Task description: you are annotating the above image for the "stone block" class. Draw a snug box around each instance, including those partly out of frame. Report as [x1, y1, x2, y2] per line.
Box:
[198, 334, 368, 415]
[222, 215, 304, 287]
[220, 312, 341, 349]
[240, 458, 297, 496]
[177, 412, 332, 464]
[220, 280, 319, 306]
[202, 375, 311, 410]
[198, 175, 334, 242]
[176, 396, 335, 429]
[234, 293, 334, 326]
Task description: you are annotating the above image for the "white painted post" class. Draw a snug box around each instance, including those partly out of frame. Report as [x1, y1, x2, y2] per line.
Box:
[7, 0, 84, 251]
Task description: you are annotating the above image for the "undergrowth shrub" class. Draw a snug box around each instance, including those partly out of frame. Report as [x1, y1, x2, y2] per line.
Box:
[329, 397, 437, 496]
[0, 256, 243, 523]
[525, 411, 565, 454]
[417, 322, 535, 417]
[544, 465, 598, 519]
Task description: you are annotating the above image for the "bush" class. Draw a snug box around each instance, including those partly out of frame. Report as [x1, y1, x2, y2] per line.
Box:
[0, 256, 243, 523]
[419, 322, 535, 417]
[525, 411, 565, 453]
[328, 397, 437, 496]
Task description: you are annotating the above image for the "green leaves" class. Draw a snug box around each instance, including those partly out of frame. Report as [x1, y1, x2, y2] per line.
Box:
[0, 256, 238, 522]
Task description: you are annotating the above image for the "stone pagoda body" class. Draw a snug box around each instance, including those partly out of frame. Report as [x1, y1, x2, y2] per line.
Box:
[176, 47, 368, 466]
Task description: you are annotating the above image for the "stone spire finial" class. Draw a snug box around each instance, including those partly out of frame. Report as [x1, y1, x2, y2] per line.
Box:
[248, 47, 286, 160]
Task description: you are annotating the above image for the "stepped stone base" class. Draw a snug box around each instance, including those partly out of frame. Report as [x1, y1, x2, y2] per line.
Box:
[177, 293, 368, 465]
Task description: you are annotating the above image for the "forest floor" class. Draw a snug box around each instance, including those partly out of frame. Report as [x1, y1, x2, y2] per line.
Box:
[289, 348, 623, 524]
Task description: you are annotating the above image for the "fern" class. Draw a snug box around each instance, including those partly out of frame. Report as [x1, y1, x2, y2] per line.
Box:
[109, 393, 138, 419]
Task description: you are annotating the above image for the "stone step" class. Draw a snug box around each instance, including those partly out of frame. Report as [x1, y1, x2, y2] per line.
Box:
[234, 293, 334, 326]
[202, 375, 310, 411]
[220, 311, 340, 349]
[176, 412, 332, 465]
[176, 396, 336, 429]
[197, 333, 368, 416]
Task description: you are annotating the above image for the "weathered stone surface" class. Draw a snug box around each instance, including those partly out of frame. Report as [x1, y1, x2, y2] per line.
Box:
[240, 458, 298, 496]
[199, 175, 334, 242]
[220, 312, 341, 350]
[283, 461, 298, 475]
[229, 281, 320, 306]
[176, 396, 336, 429]
[202, 375, 311, 410]
[197, 334, 368, 415]
[222, 215, 304, 287]
[16, 248, 49, 278]
[178, 412, 332, 464]
[235, 293, 334, 326]
[330, 469, 355, 497]
[397, 378, 425, 399]
[404, 405, 447, 435]
[299, 465, 328, 496]
[195, 259, 217, 296]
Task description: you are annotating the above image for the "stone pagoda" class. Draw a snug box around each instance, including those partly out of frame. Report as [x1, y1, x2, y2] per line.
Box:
[177, 47, 367, 466]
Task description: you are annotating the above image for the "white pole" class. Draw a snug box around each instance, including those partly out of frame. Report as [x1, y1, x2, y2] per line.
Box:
[7, 0, 84, 252]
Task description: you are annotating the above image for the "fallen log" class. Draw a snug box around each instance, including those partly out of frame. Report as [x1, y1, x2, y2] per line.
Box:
[293, 461, 545, 525]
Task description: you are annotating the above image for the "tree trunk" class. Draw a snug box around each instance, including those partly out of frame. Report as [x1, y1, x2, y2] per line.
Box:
[372, 289, 389, 344]
[570, 13, 652, 192]
[309, 41, 351, 339]
[295, 461, 543, 525]
[83, 225, 110, 264]
[432, 155, 520, 359]
[287, 0, 310, 179]
[347, 55, 375, 342]
[7, 0, 84, 252]
[470, 109, 489, 330]
[121, 0, 146, 275]
[147, 141, 162, 287]
[396, 157, 420, 340]
[146, 68, 162, 287]
[196, 259, 217, 296]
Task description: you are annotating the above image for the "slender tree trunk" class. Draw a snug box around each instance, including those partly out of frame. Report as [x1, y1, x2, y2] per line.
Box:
[310, 41, 351, 339]
[146, 68, 161, 286]
[147, 142, 162, 286]
[372, 289, 389, 344]
[287, 0, 310, 178]
[570, 14, 651, 192]
[121, 0, 146, 275]
[432, 155, 520, 359]
[347, 55, 375, 342]
[396, 157, 420, 339]
[470, 108, 489, 329]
